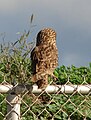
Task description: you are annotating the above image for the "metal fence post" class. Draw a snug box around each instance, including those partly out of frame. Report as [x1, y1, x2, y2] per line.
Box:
[6, 93, 21, 120]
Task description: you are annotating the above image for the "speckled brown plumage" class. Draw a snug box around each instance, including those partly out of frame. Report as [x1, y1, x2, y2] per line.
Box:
[31, 28, 58, 88]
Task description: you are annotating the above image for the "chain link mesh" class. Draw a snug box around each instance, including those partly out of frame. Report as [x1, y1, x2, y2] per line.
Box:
[0, 74, 91, 120]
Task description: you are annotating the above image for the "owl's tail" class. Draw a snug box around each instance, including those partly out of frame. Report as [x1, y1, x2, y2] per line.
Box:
[36, 74, 48, 89]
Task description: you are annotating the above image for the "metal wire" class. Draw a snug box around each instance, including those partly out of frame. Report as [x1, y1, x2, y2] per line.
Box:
[0, 81, 91, 120]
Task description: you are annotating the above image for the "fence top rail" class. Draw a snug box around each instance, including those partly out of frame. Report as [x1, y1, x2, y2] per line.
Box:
[0, 84, 91, 95]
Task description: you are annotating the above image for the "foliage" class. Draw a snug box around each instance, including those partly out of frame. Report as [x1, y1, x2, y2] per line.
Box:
[0, 30, 33, 84]
[54, 64, 91, 85]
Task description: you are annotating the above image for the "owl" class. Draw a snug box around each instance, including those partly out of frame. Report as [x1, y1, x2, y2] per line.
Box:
[31, 28, 58, 89]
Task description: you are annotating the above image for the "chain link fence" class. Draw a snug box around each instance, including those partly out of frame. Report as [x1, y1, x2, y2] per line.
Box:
[0, 80, 91, 120]
[0, 30, 91, 120]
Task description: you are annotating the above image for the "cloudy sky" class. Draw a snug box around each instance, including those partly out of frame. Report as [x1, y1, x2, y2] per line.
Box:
[0, 0, 91, 67]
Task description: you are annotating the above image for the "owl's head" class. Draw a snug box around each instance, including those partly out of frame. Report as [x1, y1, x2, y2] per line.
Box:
[36, 28, 56, 46]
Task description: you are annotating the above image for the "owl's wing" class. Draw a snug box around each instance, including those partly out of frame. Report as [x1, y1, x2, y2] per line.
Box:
[31, 47, 39, 74]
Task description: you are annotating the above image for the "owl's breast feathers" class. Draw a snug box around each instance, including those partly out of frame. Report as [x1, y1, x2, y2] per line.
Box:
[31, 44, 58, 82]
